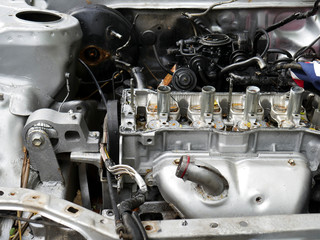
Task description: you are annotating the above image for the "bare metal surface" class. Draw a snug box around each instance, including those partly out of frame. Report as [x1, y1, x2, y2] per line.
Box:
[0, 187, 118, 240]
[0, 4, 82, 106]
[154, 152, 311, 218]
[243, 86, 260, 121]
[120, 89, 319, 219]
[157, 86, 171, 119]
[1, 187, 320, 239]
[26, 130, 64, 182]
[26, 0, 316, 10]
[201, 86, 216, 119]
[24, 109, 99, 153]
[70, 152, 102, 168]
[143, 214, 320, 239]
[0, 1, 320, 239]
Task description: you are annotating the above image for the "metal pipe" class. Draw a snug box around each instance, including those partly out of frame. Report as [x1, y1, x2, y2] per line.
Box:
[287, 86, 304, 120]
[70, 152, 101, 168]
[157, 86, 171, 118]
[176, 156, 228, 196]
[132, 67, 146, 90]
[201, 86, 215, 119]
[244, 86, 260, 121]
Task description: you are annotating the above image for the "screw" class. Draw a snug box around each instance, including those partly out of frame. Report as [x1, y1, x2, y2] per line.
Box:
[288, 159, 296, 166]
[182, 220, 188, 226]
[31, 133, 44, 147]
[68, 109, 77, 120]
[109, 30, 122, 39]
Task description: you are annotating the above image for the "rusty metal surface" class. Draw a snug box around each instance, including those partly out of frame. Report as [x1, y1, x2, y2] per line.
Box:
[0, 187, 118, 240]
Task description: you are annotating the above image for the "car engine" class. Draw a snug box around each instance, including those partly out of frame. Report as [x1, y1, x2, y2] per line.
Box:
[1, 0, 320, 239]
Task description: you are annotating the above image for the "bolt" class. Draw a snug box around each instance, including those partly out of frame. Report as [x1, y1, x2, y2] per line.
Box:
[288, 159, 296, 166]
[182, 220, 188, 226]
[31, 133, 44, 147]
[110, 30, 122, 39]
[68, 109, 77, 120]
[65, 72, 70, 79]
[89, 132, 98, 139]
[173, 159, 180, 165]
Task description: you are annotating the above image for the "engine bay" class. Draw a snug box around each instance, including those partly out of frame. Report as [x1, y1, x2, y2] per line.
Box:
[1, 0, 320, 239]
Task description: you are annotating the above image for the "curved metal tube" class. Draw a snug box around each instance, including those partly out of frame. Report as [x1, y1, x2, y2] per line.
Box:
[176, 156, 228, 196]
[132, 67, 146, 89]
[220, 56, 267, 75]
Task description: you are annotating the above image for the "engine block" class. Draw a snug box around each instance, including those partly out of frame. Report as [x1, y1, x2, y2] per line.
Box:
[120, 87, 320, 218]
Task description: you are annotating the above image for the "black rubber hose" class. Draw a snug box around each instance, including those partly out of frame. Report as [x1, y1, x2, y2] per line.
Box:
[122, 212, 144, 240]
[267, 48, 293, 59]
[119, 192, 146, 215]
[274, 63, 303, 70]
[220, 56, 266, 75]
[253, 28, 270, 57]
[132, 211, 148, 240]
[152, 45, 173, 75]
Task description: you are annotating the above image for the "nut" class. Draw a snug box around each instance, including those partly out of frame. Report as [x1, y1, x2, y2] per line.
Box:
[288, 159, 296, 166]
[31, 133, 44, 147]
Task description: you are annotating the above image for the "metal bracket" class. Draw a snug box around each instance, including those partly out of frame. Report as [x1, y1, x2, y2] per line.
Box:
[23, 109, 100, 182]
[0, 187, 118, 240]
[25, 130, 64, 182]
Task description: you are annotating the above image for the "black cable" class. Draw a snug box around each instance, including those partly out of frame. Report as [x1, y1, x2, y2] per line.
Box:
[78, 58, 108, 109]
[296, 51, 317, 61]
[132, 211, 148, 240]
[253, 28, 270, 57]
[265, 12, 302, 33]
[267, 48, 293, 59]
[294, 34, 320, 59]
[80, 71, 123, 85]
[272, 57, 295, 65]
[265, 0, 320, 33]
[152, 45, 173, 75]
[107, 170, 121, 223]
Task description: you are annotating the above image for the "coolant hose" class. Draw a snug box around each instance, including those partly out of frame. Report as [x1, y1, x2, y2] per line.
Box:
[220, 56, 267, 75]
[122, 212, 145, 240]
